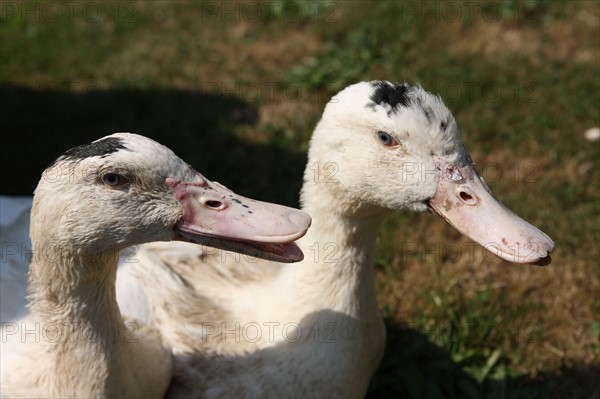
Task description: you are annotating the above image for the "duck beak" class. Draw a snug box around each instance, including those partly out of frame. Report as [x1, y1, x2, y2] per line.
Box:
[167, 174, 311, 263]
[428, 155, 554, 265]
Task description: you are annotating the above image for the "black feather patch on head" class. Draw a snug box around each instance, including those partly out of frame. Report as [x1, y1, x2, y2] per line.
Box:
[366, 81, 416, 116]
[422, 106, 433, 123]
[440, 119, 449, 132]
[49, 137, 129, 167]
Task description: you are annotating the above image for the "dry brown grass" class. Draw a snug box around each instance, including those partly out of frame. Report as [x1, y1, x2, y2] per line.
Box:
[443, 1, 600, 66]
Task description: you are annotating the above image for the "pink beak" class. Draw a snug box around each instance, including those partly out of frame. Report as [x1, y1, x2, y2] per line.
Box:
[428, 155, 554, 265]
[167, 173, 311, 263]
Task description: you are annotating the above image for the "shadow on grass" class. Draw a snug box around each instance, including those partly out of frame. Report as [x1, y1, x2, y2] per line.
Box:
[367, 319, 600, 399]
[0, 85, 306, 206]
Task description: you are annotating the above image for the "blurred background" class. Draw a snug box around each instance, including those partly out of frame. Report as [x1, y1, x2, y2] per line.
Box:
[1, 1, 598, 397]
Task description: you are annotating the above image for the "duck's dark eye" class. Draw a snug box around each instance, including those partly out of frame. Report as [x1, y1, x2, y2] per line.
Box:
[102, 173, 129, 188]
[376, 131, 398, 147]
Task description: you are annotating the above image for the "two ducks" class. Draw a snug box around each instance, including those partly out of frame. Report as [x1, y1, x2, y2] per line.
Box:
[0, 81, 553, 397]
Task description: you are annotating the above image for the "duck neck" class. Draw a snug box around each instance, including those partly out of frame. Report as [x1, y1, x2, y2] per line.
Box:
[289, 179, 388, 315]
[29, 241, 124, 324]
[27, 242, 130, 393]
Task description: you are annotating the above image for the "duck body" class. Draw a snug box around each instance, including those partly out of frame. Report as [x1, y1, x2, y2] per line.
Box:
[156, 209, 387, 398]
[120, 81, 553, 398]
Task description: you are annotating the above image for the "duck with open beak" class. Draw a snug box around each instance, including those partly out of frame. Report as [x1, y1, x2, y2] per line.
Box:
[168, 175, 311, 263]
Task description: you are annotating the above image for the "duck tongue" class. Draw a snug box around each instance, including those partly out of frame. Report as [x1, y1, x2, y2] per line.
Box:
[428, 155, 554, 265]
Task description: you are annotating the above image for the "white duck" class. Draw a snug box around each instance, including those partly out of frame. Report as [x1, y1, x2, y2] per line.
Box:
[113, 81, 554, 398]
[0, 133, 311, 398]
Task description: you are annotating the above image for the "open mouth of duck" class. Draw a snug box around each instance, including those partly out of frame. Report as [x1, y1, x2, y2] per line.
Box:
[174, 227, 304, 263]
[426, 155, 554, 266]
[168, 175, 311, 263]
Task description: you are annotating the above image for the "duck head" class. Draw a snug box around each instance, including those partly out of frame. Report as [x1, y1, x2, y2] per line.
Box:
[303, 81, 553, 265]
[32, 133, 311, 263]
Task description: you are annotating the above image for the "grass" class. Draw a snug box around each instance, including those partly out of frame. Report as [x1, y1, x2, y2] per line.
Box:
[1, 1, 599, 397]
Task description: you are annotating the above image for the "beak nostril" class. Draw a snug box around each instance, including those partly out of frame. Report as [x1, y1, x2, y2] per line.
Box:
[459, 191, 475, 203]
[204, 200, 224, 209]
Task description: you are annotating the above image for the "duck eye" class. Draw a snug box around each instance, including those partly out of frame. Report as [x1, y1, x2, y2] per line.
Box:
[376, 131, 398, 147]
[102, 173, 129, 188]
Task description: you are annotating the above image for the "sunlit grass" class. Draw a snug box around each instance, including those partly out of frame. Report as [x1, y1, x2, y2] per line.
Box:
[1, 1, 598, 397]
